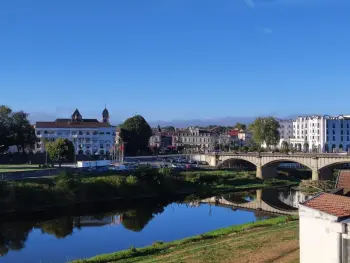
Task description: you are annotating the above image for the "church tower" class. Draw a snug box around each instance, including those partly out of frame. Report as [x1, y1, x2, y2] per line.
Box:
[102, 106, 110, 123]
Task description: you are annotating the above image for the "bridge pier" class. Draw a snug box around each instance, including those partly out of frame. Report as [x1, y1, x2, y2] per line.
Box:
[312, 170, 319, 181]
[256, 165, 263, 179]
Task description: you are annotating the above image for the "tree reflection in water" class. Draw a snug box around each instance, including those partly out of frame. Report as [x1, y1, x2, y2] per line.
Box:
[40, 217, 74, 239]
[0, 222, 33, 256]
[0, 198, 170, 256]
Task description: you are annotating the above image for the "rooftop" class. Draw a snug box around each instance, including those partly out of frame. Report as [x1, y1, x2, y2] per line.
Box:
[36, 120, 113, 128]
[302, 193, 350, 219]
[336, 171, 350, 189]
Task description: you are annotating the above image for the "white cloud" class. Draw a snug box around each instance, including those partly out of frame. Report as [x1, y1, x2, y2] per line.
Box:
[244, 0, 255, 8]
[261, 27, 273, 35]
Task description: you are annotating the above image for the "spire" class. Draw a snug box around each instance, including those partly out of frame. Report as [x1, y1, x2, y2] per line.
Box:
[71, 109, 82, 123]
[102, 106, 110, 123]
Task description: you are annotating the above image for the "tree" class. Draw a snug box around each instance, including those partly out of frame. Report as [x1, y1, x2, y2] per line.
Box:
[9, 111, 36, 152]
[249, 117, 280, 148]
[281, 141, 289, 154]
[45, 138, 75, 166]
[163, 126, 175, 132]
[0, 105, 12, 153]
[234, 122, 247, 131]
[120, 115, 152, 156]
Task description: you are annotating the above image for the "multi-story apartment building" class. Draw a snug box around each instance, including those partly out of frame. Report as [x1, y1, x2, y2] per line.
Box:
[149, 127, 217, 152]
[276, 115, 350, 153]
[175, 127, 217, 152]
[35, 108, 116, 155]
[149, 131, 173, 149]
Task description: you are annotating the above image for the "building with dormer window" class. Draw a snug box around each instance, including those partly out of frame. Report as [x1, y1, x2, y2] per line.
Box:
[34, 108, 116, 155]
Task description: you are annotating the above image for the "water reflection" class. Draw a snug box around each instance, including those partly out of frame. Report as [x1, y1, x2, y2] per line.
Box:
[0, 188, 309, 263]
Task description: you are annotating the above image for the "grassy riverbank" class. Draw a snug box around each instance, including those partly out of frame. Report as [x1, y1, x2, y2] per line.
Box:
[72, 216, 299, 263]
[0, 168, 299, 213]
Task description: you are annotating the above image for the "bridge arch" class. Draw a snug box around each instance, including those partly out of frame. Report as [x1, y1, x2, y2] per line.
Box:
[218, 156, 257, 169]
[262, 159, 313, 170]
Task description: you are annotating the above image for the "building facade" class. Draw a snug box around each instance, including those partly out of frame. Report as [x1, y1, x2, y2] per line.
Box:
[35, 108, 116, 155]
[299, 192, 350, 263]
[276, 115, 350, 153]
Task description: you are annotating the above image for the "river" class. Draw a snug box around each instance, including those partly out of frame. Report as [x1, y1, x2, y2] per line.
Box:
[0, 188, 309, 263]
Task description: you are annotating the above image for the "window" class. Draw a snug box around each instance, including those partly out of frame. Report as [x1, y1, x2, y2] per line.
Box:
[79, 131, 83, 135]
[86, 132, 90, 135]
[327, 136, 329, 141]
[99, 132, 105, 135]
[347, 123, 350, 129]
[341, 130, 344, 135]
[348, 136, 349, 141]
[341, 136, 344, 141]
[100, 144, 104, 148]
[342, 238, 350, 262]
[333, 136, 336, 141]
[36, 131, 41, 135]
[106, 132, 111, 135]
[72, 131, 77, 135]
[93, 131, 98, 135]
[348, 130, 349, 135]
[333, 123, 336, 129]
[333, 130, 335, 135]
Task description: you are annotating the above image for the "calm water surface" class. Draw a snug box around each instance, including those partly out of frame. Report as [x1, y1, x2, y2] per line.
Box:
[0, 188, 305, 263]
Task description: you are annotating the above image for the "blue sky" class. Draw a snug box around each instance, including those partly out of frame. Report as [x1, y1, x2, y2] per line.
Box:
[1, 0, 350, 124]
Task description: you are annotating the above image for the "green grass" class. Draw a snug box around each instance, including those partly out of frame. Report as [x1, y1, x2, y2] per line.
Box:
[0, 164, 52, 173]
[71, 216, 299, 263]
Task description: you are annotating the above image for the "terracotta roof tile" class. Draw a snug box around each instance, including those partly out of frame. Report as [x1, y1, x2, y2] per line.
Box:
[302, 193, 350, 218]
[337, 171, 350, 189]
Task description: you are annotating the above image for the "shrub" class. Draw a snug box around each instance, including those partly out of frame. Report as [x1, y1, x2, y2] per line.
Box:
[126, 175, 139, 185]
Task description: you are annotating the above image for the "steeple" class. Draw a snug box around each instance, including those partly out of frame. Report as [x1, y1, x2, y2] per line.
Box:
[71, 109, 82, 123]
[102, 105, 109, 123]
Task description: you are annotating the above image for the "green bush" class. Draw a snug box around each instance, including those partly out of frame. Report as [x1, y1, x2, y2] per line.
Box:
[126, 175, 138, 185]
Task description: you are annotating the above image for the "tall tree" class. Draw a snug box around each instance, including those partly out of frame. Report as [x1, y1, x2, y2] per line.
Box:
[263, 117, 280, 147]
[0, 106, 12, 153]
[10, 111, 36, 152]
[249, 117, 280, 148]
[234, 122, 247, 131]
[162, 126, 175, 132]
[45, 138, 75, 166]
[119, 115, 152, 156]
[249, 117, 265, 146]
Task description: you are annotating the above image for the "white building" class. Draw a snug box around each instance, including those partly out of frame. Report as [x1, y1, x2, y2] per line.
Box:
[174, 127, 217, 152]
[276, 115, 350, 153]
[299, 192, 350, 263]
[35, 108, 116, 155]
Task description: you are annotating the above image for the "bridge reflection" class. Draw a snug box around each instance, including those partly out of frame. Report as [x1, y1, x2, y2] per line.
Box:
[200, 188, 308, 215]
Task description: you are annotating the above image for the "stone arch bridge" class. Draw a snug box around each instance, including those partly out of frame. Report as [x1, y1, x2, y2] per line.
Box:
[200, 189, 298, 216]
[192, 152, 350, 180]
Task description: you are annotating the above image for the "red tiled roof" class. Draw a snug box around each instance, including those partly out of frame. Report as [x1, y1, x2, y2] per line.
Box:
[302, 193, 350, 218]
[36, 120, 113, 128]
[337, 171, 350, 189]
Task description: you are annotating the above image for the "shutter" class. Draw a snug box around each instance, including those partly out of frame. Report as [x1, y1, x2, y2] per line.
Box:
[343, 238, 350, 263]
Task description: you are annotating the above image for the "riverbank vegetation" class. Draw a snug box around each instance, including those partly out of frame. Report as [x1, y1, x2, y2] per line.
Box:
[72, 216, 299, 263]
[0, 168, 299, 213]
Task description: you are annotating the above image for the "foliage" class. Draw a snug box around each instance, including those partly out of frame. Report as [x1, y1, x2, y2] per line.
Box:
[234, 122, 247, 131]
[0, 105, 35, 153]
[299, 180, 335, 194]
[45, 138, 75, 166]
[162, 126, 175, 132]
[249, 117, 280, 148]
[119, 115, 152, 156]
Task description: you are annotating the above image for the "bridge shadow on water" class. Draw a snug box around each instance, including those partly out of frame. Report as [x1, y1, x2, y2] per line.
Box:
[201, 188, 300, 216]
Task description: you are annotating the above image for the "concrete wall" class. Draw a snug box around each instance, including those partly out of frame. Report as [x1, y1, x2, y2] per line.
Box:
[299, 205, 344, 263]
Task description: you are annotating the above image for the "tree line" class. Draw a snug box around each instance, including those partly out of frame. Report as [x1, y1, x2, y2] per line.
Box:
[0, 105, 36, 154]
